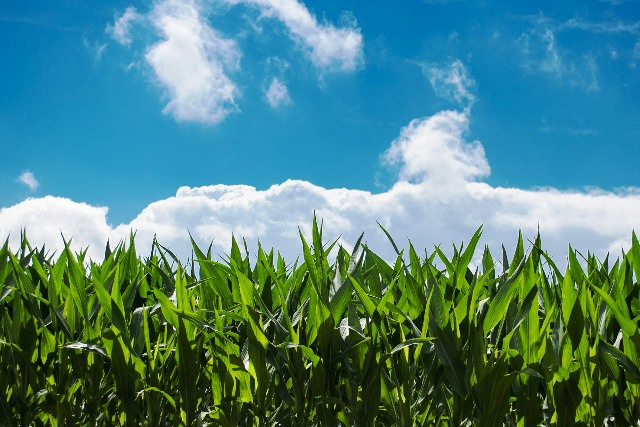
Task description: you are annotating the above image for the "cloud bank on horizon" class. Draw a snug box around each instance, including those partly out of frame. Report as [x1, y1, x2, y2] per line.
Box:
[2, 102, 638, 263]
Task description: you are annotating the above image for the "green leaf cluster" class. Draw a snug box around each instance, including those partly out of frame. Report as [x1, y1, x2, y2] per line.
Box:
[1, 222, 640, 426]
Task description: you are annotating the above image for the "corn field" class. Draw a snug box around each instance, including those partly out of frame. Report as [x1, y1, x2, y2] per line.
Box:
[2, 219, 640, 426]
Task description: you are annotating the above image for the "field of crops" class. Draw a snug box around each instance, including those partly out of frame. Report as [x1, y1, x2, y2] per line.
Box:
[1, 219, 640, 426]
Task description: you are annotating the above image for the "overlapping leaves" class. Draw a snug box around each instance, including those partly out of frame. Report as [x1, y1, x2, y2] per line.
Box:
[1, 223, 640, 425]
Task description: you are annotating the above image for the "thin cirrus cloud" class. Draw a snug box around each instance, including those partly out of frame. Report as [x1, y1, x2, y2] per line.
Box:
[17, 171, 40, 191]
[265, 77, 292, 107]
[105, 6, 141, 46]
[514, 13, 640, 92]
[518, 25, 601, 93]
[561, 18, 640, 35]
[2, 105, 639, 264]
[107, 0, 363, 124]
[419, 59, 476, 109]
[518, 16, 563, 77]
[597, 0, 640, 5]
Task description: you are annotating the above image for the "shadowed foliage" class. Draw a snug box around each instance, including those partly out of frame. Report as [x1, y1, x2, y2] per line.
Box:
[1, 219, 640, 426]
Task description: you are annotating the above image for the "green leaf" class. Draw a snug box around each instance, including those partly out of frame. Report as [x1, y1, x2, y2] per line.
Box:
[176, 318, 197, 426]
[153, 289, 179, 329]
[328, 233, 363, 324]
[103, 327, 139, 423]
[599, 341, 640, 383]
[61, 342, 109, 359]
[63, 239, 93, 333]
[348, 274, 377, 318]
[456, 226, 482, 285]
[589, 281, 638, 338]
[483, 256, 526, 334]
[0, 391, 14, 427]
[429, 312, 466, 396]
[388, 337, 435, 355]
[278, 342, 321, 366]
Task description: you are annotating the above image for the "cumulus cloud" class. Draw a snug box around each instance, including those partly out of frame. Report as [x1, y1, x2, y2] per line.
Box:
[224, 0, 363, 71]
[145, 0, 241, 124]
[421, 59, 475, 108]
[17, 171, 40, 191]
[107, 0, 361, 123]
[106, 7, 142, 46]
[0, 197, 112, 260]
[264, 77, 291, 107]
[383, 110, 489, 189]
[3, 109, 640, 264]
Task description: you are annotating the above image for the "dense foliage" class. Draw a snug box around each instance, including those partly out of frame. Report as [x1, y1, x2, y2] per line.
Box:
[1, 220, 640, 426]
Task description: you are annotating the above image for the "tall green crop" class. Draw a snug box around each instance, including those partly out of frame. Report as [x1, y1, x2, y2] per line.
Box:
[1, 220, 640, 426]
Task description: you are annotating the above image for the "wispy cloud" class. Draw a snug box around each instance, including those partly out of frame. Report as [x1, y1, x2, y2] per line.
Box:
[422, 0, 463, 3]
[17, 171, 40, 191]
[265, 78, 292, 108]
[420, 59, 475, 108]
[83, 37, 108, 62]
[561, 18, 640, 35]
[518, 17, 563, 76]
[225, 0, 364, 72]
[582, 54, 600, 92]
[597, 0, 640, 5]
[106, 7, 142, 46]
[538, 120, 598, 136]
[518, 13, 601, 92]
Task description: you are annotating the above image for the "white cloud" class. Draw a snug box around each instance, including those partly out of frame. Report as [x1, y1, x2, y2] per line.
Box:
[145, 0, 241, 124]
[265, 77, 291, 107]
[17, 171, 40, 191]
[561, 18, 640, 35]
[519, 26, 562, 75]
[83, 37, 108, 62]
[518, 14, 564, 76]
[421, 59, 475, 108]
[225, 0, 364, 71]
[107, 0, 360, 123]
[540, 28, 562, 74]
[538, 123, 597, 136]
[598, 0, 640, 4]
[583, 54, 600, 92]
[518, 14, 601, 92]
[106, 7, 142, 46]
[383, 110, 488, 189]
[3, 109, 640, 264]
[0, 197, 112, 260]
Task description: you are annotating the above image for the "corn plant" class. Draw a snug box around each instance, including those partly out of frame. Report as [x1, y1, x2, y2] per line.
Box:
[1, 218, 640, 426]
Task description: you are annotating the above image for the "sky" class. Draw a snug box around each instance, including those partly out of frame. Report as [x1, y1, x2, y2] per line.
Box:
[1, 0, 640, 263]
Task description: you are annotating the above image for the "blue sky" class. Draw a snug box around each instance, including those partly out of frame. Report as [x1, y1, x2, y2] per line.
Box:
[2, 0, 640, 261]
